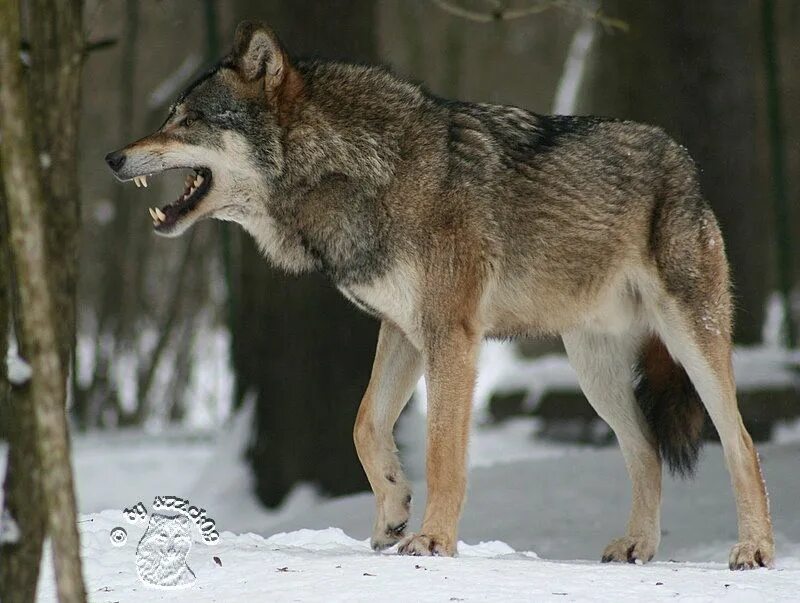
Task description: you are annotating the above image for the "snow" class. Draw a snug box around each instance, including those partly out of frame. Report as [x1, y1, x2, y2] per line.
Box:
[732, 346, 800, 391]
[0, 507, 21, 544]
[74, 311, 233, 429]
[1, 410, 798, 601]
[552, 16, 597, 115]
[3, 340, 799, 600]
[417, 340, 800, 422]
[416, 340, 583, 421]
[148, 53, 203, 110]
[762, 291, 792, 348]
[5, 337, 32, 386]
[33, 508, 800, 602]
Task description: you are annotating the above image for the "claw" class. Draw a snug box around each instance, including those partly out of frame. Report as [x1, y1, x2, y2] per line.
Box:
[387, 521, 407, 538]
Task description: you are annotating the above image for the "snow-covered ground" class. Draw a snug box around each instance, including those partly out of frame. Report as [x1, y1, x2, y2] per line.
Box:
[2, 403, 797, 602]
[36, 517, 800, 602]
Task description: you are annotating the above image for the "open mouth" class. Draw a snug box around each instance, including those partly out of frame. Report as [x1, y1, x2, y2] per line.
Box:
[129, 167, 213, 232]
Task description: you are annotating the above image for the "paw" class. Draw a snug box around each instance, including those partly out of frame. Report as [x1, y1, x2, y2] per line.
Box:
[601, 535, 657, 564]
[370, 491, 412, 552]
[370, 518, 408, 551]
[397, 533, 455, 557]
[729, 540, 774, 570]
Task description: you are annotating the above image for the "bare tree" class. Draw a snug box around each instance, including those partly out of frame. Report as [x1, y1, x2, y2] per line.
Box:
[0, 0, 87, 600]
[73, 2, 227, 429]
[72, 0, 142, 427]
[228, 0, 379, 506]
[761, 0, 796, 346]
[0, 169, 9, 432]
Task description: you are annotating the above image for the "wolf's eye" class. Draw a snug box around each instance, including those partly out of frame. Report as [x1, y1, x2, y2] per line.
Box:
[183, 112, 200, 127]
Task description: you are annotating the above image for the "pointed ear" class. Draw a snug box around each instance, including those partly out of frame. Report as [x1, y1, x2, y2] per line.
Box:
[232, 21, 286, 87]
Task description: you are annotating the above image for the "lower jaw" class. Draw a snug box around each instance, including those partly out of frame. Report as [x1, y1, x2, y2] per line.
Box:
[150, 169, 213, 232]
[153, 210, 200, 236]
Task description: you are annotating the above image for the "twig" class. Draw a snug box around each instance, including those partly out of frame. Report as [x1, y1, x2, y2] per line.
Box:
[430, 0, 628, 32]
[84, 37, 117, 55]
[430, 0, 550, 21]
[83, 0, 111, 46]
[135, 231, 199, 422]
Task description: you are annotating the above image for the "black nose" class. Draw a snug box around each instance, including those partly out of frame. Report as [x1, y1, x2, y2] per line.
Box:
[105, 151, 126, 172]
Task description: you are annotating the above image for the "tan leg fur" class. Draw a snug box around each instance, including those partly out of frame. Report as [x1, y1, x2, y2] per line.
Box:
[354, 321, 423, 551]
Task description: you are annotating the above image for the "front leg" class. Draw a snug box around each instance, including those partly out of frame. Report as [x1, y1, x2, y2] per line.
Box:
[398, 319, 479, 556]
[354, 321, 423, 551]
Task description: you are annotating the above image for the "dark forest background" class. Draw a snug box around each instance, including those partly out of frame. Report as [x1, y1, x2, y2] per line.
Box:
[5, 0, 800, 508]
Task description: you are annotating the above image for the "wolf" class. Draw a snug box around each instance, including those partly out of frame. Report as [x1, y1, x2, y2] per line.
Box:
[106, 21, 773, 569]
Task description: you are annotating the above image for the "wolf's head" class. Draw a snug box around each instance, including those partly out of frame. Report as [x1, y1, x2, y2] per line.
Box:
[105, 21, 303, 237]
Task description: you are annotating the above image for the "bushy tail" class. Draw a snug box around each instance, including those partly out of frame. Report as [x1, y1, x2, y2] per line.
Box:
[635, 335, 706, 478]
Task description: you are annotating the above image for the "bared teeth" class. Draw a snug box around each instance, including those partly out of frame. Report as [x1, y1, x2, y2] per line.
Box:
[148, 207, 166, 226]
[134, 176, 142, 187]
[142, 175, 148, 187]
[185, 175, 194, 187]
[194, 174, 203, 187]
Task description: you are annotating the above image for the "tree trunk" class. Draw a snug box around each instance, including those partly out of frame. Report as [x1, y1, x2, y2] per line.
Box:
[1, 168, 8, 429]
[781, 3, 800, 270]
[0, 0, 86, 601]
[27, 0, 84, 370]
[771, 0, 800, 333]
[1, 162, 44, 603]
[228, 0, 378, 506]
[0, 375, 46, 603]
[578, 0, 771, 344]
[1, 158, 47, 603]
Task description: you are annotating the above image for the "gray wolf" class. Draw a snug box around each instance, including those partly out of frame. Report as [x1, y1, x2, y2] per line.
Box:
[105, 21, 773, 569]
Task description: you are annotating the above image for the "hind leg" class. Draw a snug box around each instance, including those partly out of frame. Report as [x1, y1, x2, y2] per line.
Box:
[563, 329, 662, 563]
[354, 321, 424, 551]
[653, 302, 774, 569]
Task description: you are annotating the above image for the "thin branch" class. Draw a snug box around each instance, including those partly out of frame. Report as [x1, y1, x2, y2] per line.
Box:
[431, 0, 551, 21]
[559, 1, 628, 32]
[83, 0, 111, 46]
[84, 37, 117, 55]
[430, 0, 628, 32]
[135, 231, 199, 423]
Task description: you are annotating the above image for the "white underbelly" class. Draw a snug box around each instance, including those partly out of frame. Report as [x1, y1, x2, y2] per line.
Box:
[340, 262, 422, 347]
